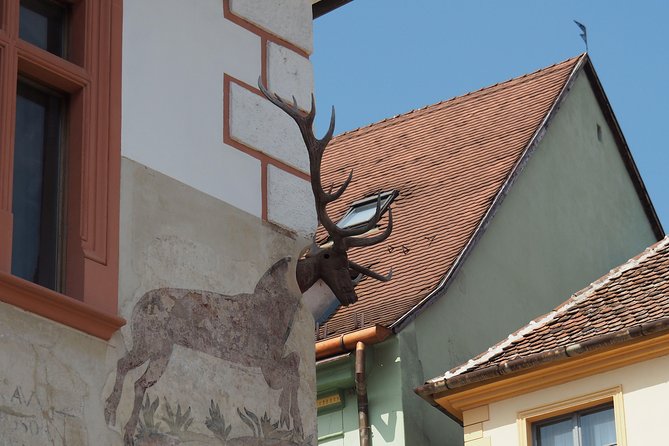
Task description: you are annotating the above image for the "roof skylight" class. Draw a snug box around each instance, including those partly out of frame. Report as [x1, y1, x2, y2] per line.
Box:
[337, 191, 397, 229]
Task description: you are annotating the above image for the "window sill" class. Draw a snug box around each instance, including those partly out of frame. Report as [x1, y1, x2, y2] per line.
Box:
[0, 271, 125, 340]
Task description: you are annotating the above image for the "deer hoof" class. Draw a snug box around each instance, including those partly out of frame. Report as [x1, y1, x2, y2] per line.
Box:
[293, 421, 304, 439]
[123, 431, 134, 446]
[104, 402, 116, 426]
[280, 410, 291, 430]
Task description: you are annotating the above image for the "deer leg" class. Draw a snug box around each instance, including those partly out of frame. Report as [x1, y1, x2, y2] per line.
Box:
[285, 352, 302, 437]
[289, 378, 303, 438]
[123, 353, 171, 446]
[261, 360, 289, 430]
[262, 352, 301, 433]
[105, 350, 148, 427]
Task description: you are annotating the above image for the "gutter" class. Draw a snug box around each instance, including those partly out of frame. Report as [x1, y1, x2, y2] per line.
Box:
[415, 316, 669, 409]
[391, 54, 588, 333]
[316, 324, 392, 360]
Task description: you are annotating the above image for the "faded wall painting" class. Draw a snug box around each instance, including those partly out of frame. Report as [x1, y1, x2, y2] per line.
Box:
[106, 257, 309, 445]
[106, 159, 318, 446]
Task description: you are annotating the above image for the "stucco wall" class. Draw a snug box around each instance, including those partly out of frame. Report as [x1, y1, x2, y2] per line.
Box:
[0, 303, 114, 444]
[117, 0, 318, 442]
[401, 70, 658, 445]
[483, 354, 669, 445]
[0, 1, 320, 444]
[113, 158, 316, 443]
[0, 158, 317, 445]
[122, 0, 316, 236]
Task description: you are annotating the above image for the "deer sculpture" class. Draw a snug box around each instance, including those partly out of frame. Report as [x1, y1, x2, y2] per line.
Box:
[104, 81, 393, 445]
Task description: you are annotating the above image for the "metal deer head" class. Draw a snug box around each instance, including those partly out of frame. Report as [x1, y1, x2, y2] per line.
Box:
[259, 80, 393, 306]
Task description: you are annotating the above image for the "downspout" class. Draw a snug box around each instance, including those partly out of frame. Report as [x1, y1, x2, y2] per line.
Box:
[355, 342, 370, 446]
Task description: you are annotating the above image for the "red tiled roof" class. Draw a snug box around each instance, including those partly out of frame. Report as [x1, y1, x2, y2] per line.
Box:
[442, 236, 669, 378]
[316, 55, 584, 341]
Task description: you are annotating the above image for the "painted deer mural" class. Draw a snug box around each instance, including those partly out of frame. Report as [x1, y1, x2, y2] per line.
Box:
[105, 81, 393, 445]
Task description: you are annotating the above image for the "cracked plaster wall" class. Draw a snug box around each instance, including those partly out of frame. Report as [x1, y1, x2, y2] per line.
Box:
[0, 0, 319, 444]
[0, 157, 317, 446]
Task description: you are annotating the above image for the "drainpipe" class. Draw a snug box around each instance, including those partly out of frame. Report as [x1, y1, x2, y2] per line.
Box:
[316, 324, 392, 360]
[355, 342, 370, 446]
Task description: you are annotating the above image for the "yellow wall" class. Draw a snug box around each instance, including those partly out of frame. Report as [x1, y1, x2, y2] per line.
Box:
[478, 353, 669, 445]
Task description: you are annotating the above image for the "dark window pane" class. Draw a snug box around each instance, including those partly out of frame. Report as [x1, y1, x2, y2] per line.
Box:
[12, 81, 64, 291]
[19, 0, 67, 57]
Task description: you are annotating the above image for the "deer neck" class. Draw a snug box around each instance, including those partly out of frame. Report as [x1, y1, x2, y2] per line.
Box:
[252, 257, 301, 330]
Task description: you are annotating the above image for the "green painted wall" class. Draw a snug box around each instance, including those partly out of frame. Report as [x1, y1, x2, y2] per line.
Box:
[317, 69, 659, 445]
[317, 338, 406, 446]
[402, 70, 659, 445]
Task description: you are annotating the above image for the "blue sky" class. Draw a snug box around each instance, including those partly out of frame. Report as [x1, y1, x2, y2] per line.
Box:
[312, 0, 669, 230]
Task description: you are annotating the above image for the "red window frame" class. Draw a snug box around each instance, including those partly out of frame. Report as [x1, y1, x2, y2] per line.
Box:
[0, 0, 124, 339]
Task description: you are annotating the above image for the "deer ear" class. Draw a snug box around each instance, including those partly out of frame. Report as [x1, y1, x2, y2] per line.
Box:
[254, 257, 292, 293]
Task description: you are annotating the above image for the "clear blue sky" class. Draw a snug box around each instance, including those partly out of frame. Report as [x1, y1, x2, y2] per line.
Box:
[312, 0, 669, 231]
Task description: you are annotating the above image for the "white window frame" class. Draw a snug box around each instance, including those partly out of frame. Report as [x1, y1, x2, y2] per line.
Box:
[531, 402, 616, 446]
[336, 190, 397, 229]
[517, 387, 627, 446]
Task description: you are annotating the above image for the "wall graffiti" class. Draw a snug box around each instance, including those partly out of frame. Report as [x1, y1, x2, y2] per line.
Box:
[105, 257, 306, 445]
[0, 382, 85, 445]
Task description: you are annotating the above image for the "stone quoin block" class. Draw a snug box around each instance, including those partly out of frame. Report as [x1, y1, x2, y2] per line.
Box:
[229, 82, 310, 173]
[465, 438, 491, 446]
[267, 165, 317, 237]
[463, 405, 490, 426]
[267, 41, 314, 110]
[464, 423, 484, 442]
[229, 0, 313, 54]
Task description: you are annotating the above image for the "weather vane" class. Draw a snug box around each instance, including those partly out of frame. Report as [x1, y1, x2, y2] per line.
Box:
[574, 20, 588, 52]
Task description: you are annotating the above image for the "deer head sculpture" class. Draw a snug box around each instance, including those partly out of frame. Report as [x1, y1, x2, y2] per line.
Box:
[258, 80, 393, 307]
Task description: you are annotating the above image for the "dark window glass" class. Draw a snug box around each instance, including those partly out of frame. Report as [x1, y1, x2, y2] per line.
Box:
[19, 0, 68, 57]
[11, 81, 65, 291]
[534, 404, 616, 446]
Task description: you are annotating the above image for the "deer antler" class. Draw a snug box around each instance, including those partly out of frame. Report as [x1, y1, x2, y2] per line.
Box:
[258, 79, 393, 296]
[350, 261, 393, 282]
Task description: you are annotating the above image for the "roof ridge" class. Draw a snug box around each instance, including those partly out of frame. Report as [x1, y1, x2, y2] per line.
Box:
[332, 54, 584, 143]
[437, 235, 669, 381]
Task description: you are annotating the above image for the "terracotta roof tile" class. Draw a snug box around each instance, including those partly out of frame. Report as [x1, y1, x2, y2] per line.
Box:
[443, 236, 669, 378]
[316, 55, 584, 340]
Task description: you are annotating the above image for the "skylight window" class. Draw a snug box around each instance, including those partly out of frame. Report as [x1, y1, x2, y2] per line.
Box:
[337, 191, 397, 229]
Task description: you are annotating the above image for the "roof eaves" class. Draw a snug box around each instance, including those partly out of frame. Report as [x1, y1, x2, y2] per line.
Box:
[444, 235, 669, 378]
[414, 315, 669, 415]
[312, 0, 353, 19]
[390, 54, 588, 334]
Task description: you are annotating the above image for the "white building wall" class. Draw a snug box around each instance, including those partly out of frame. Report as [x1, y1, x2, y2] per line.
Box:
[0, 2, 320, 445]
[122, 0, 316, 236]
[483, 354, 669, 445]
